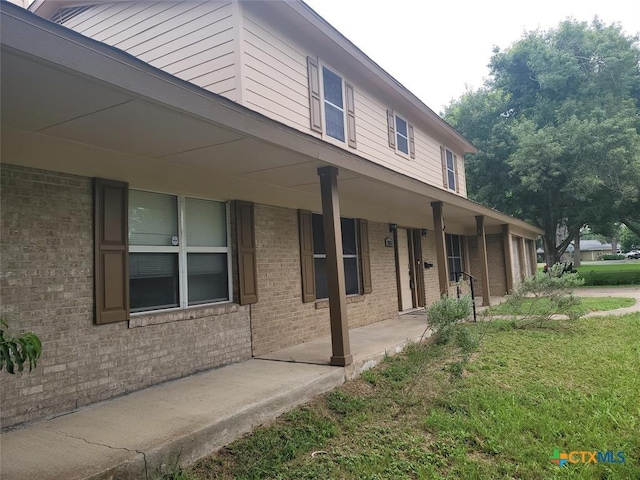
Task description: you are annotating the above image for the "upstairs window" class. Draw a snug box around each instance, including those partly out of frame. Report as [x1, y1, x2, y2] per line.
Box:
[445, 149, 456, 191]
[386, 109, 415, 158]
[395, 115, 409, 155]
[128, 191, 229, 313]
[306, 57, 357, 148]
[322, 67, 346, 142]
[441, 147, 460, 193]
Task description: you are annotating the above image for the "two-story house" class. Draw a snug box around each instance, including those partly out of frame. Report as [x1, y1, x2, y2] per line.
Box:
[0, 0, 542, 429]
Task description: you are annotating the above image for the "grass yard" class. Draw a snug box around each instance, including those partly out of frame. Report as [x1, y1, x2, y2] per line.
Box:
[537, 262, 640, 286]
[178, 314, 640, 480]
[577, 263, 640, 286]
[485, 296, 635, 317]
[576, 263, 640, 273]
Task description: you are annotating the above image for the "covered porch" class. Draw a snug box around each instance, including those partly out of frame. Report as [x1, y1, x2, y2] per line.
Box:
[1, 3, 541, 380]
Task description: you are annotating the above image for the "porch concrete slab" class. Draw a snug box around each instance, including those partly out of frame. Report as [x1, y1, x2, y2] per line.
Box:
[0, 359, 344, 480]
[257, 314, 430, 377]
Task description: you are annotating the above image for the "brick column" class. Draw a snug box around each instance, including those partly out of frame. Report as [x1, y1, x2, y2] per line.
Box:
[475, 216, 491, 306]
[502, 224, 514, 293]
[431, 201, 449, 297]
[318, 166, 352, 367]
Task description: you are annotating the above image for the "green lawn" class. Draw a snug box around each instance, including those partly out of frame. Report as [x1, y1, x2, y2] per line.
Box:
[576, 263, 640, 273]
[180, 314, 640, 480]
[485, 296, 635, 317]
[577, 263, 640, 286]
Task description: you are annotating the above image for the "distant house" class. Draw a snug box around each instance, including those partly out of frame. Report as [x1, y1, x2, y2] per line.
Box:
[1, 0, 542, 429]
[569, 240, 615, 261]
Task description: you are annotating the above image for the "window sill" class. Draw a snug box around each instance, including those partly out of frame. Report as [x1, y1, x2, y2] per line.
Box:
[394, 148, 411, 160]
[129, 302, 242, 328]
[314, 294, 365, 310]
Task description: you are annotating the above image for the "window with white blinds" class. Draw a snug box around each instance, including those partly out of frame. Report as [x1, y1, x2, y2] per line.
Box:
[129, 191, 230, 312]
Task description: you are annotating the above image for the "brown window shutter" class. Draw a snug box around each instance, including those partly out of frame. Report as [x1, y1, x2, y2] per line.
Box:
[235, 201, 258, 305]
[387, 109, 396, 148]
[345, 82, 357, 148]
[307, 56, 323, 133]
[94, 178, 129, 324]
[408, 124, 415, 159]
[440, 145, 448, 188]
[298, 210, 316, 302]
[358, 219, 372, 294]
[454, 154, 460, 193]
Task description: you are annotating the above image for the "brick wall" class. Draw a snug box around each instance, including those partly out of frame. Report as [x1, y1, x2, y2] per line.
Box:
[250, 205, 398, 356]
[467, 233, 508, 297]
[0, 165, 251, 429]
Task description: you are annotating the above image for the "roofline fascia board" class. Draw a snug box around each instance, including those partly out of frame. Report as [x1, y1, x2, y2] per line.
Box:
[1, 2, 540, 235]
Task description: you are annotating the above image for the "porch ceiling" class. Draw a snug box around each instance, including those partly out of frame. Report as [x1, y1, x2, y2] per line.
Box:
[0, 3, 542, 238]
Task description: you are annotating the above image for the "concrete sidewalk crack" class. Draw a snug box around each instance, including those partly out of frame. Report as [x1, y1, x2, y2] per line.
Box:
[56, 431, 149, 480]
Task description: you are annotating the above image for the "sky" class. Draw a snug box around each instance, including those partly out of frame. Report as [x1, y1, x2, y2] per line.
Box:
[305, 0, 640, 114]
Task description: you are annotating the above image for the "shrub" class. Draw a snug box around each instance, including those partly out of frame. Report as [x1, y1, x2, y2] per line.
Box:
[601, 254, 625, 260]
[426, 294, 473, 344]
[500, 263, 585, 325]
[579, 270, 640, 286]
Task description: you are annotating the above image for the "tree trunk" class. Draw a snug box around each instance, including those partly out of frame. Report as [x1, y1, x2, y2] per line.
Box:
[573, 231, 581, 267]
[611, 237, 618, 255]
[543, 234, 561, 266]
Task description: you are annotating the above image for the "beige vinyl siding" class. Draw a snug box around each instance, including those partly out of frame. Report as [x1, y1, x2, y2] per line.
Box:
[355, 89, 453, 188]
[456, 156, 468, 197]
[56, 1, 238, 101]
[53, 1, 468, 194]
[239, 7, 468, 193]
[241, 10, 311, 132]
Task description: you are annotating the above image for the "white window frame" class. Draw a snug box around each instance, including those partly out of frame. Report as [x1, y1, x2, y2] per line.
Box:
[319, 63, 347, 145]
[129, 190, 232, 314]
[445, 148, 457, 191]
[312, 214, 360, 298]
[394, 113, 410, 157]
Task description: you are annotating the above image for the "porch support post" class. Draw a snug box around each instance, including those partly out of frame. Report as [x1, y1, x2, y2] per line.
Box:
[475, 215, 491, 306]
[431, 201, 449, 297]
[502, 224, 514, 293]
[518, 236, 527, 281]
[529, 240, 538, 276]
[318, 166, 352, 367]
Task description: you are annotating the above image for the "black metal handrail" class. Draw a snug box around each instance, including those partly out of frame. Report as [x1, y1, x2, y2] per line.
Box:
[452, 271, 477, 322]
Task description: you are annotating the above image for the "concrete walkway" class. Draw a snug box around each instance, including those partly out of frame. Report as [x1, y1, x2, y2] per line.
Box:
[574, 286, 640, 316]
[0, 315, 429, 480]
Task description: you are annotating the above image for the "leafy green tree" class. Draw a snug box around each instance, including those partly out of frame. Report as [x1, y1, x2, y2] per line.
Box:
[620, 224, 640, 251]
[445, 19, 640, 264]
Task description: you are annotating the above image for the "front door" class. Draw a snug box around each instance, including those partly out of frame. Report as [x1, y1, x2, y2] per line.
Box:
[397, 228, 414, 311]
